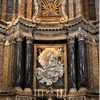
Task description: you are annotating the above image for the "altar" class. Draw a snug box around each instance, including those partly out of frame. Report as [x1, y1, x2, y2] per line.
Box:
[0, 0, 99, 100]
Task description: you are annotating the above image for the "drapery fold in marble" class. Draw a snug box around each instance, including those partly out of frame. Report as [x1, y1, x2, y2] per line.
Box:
[36, 48, 64, 86]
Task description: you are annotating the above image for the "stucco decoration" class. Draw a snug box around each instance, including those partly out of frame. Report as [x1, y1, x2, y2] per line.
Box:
[36, 48, 64, 86]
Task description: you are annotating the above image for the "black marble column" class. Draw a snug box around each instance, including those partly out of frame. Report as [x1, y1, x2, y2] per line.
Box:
[67, 37, 76, 91]
[25, 37, 33, 89]
[15, 36, 23, 88]
[77, 34, 87, 89]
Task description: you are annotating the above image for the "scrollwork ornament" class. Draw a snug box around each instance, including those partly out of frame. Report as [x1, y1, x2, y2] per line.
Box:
[34, 18, 41, 23]
[60, 0, 68, 23]
[32, 0, 41, 23]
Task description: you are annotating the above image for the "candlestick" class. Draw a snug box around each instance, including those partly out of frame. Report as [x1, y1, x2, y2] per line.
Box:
[38, 89, 39, 97]
[42, 89, 43, 97]
[34, 89, 36, 96]
[60, 89, 62, 98]
[57, 89, 58, 97]
[64, 89, 66, 97]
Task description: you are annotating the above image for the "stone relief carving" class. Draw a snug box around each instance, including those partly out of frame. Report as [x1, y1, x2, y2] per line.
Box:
[36, 48, 64, 86]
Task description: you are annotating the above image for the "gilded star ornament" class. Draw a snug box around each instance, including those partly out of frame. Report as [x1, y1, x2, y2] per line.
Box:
[40, 0, 61, 17]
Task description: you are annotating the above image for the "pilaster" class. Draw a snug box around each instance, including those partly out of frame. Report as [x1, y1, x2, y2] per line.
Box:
[1, 0, 7, 21]
[91, 38, 99, 93]
[18, 0, 25, 17]
[2, 40, 10, 90]
[76, 0, 82, 16]
[0, 38, 5, 91]
[69, 0, 74, 19]
[26, 0, 32, 19]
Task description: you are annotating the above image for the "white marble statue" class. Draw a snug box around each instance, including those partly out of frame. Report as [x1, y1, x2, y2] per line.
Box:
[36, 48, 64, 86]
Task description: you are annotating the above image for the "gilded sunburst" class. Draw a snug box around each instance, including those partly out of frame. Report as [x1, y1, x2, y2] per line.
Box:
[40, 0, 61, 17]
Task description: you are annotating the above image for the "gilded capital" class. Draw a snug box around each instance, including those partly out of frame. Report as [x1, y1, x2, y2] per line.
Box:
[16, 35, 24, 42]
[76, 34, 85, 41]
[26, 37, 33, 44]
[67, 36, 75, 44]
[9, 37, 16, 44]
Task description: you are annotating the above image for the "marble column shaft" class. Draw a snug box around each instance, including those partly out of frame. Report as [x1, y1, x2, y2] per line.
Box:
[67, 37, 76, 90]
[15, 37, 23, 87]
[78, 36, 87, 88]
[25, 38, 33, 88]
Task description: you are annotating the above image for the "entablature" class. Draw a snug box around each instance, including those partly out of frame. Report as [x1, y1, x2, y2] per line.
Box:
[0, 16, 99, 41]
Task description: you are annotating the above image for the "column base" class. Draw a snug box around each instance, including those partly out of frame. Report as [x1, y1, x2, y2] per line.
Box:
[14, 87, 23, 94]
[69, 88, 77, 92]
[79, 87, 87, 91]
[24, 88, 32, 94]
[14, 87, 22, 91]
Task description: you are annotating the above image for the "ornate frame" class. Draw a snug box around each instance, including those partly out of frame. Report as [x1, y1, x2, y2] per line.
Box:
[33, 0, 68, 23]
[33, 44, 68, 95]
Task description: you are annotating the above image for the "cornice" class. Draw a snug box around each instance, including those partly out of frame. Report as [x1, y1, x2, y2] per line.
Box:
[0, 16, 99, 36]
[0, 17, 36, 35]
[66, 16, 99, 34]
[33, 27, 67, 31]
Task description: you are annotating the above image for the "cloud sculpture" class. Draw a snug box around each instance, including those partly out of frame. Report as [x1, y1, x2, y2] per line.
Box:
[36, 48, 64, 86]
